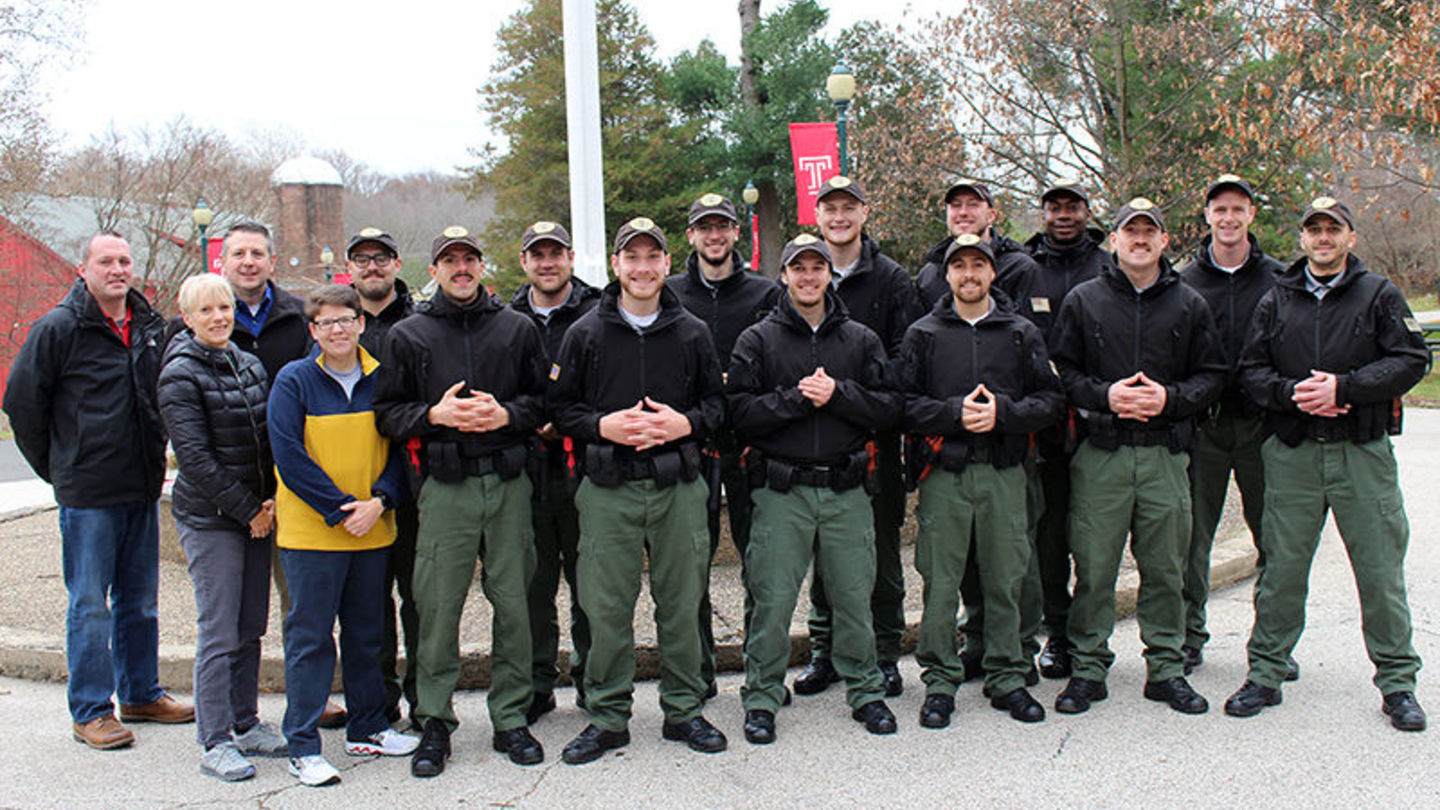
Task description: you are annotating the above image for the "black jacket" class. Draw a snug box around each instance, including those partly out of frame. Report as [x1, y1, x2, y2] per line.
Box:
[668, 251, 780, 363]
[374, 291, 547, 456]
[900, 295, 1065, 470]
[509, 278, 602, 364]
[915, 232, 1038, 311]
[1011, 228, 1115, 340]
[158, 333, 274, 530]
[1049, 261, 1227, 451]
[550, 283, 725, 464]
[1239, 255, 1429, 446]
[1179, 235, 1283, 409]
[4, 280, 167, 507]
[832, 235, 925, 357]
[164, 280, 311, 383]
[357, 278, 415, 360]
[727, 291, 897, 465]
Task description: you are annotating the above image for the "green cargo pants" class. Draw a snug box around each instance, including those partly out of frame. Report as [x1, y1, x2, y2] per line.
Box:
[527, 466, 588, 701]
[576, 478, 710, 732]
[741, 485, 883, 714]
[808, 431, 905, 662]
[701, 443, 750, 689]
[916, 466, 1033, 697]
[958, 463, 1047, 664]
[1246, 436, 1420, 693]
[1067, 442, 1190, 683]
[1184, 407, 1266, 650]
[413, 474, 534, 733]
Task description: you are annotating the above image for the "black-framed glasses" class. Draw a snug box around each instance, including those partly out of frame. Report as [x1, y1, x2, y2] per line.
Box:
[313, 315, 360, 330]
[350, 253, 395, 268]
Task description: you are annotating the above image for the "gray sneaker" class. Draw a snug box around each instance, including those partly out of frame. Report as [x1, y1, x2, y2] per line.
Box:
[200, 741, 256, 781]
[233, 721, 288, 757]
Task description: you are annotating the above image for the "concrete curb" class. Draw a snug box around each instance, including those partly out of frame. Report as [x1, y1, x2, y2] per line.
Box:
[0, 533, 1259, 692]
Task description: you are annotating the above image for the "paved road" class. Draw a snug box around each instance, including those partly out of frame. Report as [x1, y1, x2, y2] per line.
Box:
[2, 413, 1440, 808]
[0, 439, 34, 483]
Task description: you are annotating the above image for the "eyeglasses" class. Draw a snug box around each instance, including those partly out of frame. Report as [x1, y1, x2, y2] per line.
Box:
[349, 253, 394, 268]
[313, 315, 360, 330]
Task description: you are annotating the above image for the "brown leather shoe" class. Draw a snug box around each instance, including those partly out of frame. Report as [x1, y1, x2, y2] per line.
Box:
[120, 694, 195, 724]
[318, 700, 347, 729]
[73, 714, 135, 750]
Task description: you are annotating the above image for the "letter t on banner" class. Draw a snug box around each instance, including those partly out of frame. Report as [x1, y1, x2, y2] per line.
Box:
[788, 123, 839, 226]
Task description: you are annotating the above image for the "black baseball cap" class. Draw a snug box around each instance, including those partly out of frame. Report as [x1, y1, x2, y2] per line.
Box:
[1041, 181, 1089, 205]
[430, 226, 483, 264]
[943, 179, 994, 206]
[1300, 196, 1355, 229]
[520, 221, 572, 251]
[687, 193, 738, 226]
[612, 217, 669, 254]
[780, 233, 832, 267]
[346, 227, 399, 258]
[942, 232, 996, 266]
[815, 175, 867, 205]
[1113, 197, 1166, 231]
[1204, 174, 1255, 202]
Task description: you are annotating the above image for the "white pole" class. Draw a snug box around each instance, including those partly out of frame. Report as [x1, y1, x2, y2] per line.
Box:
[562, 0, 608, 289]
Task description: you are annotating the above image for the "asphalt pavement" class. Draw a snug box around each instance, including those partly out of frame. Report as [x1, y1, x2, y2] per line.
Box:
[1, 413, 1439, 808]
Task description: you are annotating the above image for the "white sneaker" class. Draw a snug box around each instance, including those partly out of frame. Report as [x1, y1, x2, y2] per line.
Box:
[345, 728, 421, 757]
[200, 741, 255, 781]
[288, 754, 341, 787]
[232, 722, 288, 757]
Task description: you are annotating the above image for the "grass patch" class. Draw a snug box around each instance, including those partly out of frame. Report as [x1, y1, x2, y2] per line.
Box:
[1405, 370, 1440, 407]
[1408, 293, 1438, 314]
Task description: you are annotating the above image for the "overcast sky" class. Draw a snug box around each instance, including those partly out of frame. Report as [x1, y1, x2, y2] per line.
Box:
[43, 0, 950, 178]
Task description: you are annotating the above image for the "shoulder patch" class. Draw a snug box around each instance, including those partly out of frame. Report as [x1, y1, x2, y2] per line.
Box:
[549, 363, 562, 381]
[1404, 316, 1423, 334]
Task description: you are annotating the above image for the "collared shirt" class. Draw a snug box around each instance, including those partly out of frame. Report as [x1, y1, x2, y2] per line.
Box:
[1304, 268, 1338, 300]
[105, 306, 132, 347]
[234, 284, 275, 336]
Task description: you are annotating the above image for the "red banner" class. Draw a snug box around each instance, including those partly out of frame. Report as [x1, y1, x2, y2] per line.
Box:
[788, 122, 839, 225]
[206, 237, 223, 274]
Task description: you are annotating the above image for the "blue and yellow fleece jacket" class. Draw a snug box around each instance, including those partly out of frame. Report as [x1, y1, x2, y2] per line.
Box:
[268, 346, 404, 551]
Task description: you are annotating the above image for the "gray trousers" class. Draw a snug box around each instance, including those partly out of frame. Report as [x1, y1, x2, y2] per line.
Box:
[179, 522, 271, 749]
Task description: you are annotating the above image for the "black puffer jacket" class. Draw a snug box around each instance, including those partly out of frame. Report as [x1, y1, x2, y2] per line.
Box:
[164, 281, 311, 383]
[158, 333, 274, 530]
[4, 280, 167, 508]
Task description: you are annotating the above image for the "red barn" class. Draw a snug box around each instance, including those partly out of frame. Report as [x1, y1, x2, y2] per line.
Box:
[0, 215, 81, 402]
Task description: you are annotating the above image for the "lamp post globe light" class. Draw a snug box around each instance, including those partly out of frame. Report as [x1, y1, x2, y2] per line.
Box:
[826, 60, 856, 176]
[742, 180, 760, 272]
[320, 245, 335, 282]
[192, 198, 215, 273]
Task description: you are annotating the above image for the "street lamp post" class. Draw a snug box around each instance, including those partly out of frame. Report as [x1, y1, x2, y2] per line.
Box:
[826, 60, 856, 176]
[191, 198, 215, 273]
[742, 180, 760, 273]
[320, 246, 335, 283]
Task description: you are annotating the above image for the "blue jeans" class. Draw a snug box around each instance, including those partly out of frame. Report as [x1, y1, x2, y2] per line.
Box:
[280, 546, 391, 757]
[59, 503, 163, 723]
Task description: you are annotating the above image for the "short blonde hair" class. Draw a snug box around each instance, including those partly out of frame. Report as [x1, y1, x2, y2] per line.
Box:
[176, 273, 235, 315]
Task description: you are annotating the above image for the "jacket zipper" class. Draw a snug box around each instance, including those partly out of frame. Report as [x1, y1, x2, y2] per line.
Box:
[810, 331, 820, 457]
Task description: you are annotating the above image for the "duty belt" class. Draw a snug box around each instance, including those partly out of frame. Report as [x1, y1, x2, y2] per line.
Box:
[1306, 420, 1352, 444]
[1114, 428, 1173, 447]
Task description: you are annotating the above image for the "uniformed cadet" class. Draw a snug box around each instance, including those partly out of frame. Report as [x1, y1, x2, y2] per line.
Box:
[1009, 182, 1115, 680]
[1226, 197, 1429, 732]
[913, 178, 1046, 683]
[795, 175, 924, 699]
[508, 221, 600, 724]
[373, 227, 548, 775]
[668, 193, 780, 696]
[551, 217, 728, 764]
[901, 234, 1065, 728]
[1176, 177, 1287, 678]
[1048, 198, 1225, 716]
[729, 234, 898, 745]
[914, 179, 1040, 309]
[346, 227, 421, 727]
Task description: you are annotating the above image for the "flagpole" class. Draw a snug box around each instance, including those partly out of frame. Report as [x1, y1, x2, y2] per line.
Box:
[562, 0, 607, 288]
